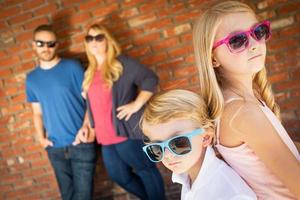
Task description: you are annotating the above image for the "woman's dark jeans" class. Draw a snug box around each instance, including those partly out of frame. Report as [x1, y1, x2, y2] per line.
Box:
[102, 139, 166, 200]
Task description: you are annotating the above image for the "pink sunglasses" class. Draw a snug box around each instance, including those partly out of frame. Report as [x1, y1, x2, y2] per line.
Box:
[213, 21, 271, 53]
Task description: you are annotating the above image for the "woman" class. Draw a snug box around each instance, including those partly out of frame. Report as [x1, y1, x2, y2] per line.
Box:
[82, 24, 166, 200]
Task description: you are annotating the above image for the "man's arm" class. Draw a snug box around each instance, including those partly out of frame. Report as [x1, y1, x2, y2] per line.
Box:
[31, 103, 53, 148]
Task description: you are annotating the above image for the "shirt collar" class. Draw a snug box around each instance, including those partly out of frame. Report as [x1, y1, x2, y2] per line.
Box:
[172, 146, 221, 190]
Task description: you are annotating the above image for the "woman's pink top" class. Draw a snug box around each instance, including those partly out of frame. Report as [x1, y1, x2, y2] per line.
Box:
[216, 98, 300, 200]
[88, 71, 127, 145]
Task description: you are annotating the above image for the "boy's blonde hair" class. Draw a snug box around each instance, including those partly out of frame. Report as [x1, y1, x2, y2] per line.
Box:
[193, 1, 280, 119]
[140, 89, 214, 133]
[82, 24, 123, 92]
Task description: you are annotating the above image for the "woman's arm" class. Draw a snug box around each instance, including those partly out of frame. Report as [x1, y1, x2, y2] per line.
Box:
[116, 90, 153, 121]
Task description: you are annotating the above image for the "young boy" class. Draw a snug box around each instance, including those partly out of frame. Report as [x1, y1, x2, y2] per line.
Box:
[140, 89, 257, 200]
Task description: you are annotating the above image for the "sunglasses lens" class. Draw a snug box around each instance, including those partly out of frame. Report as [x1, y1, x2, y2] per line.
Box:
[254, 23, 270, 41]
[85, 35, 94, 43]
[35, 41, 44, 47]
[169, 136, 191, 155]
[47, 41, 57, 48]
[145, 145, 163, 162]
[228, 33, 248, 52]
[95, 34, 105, 42]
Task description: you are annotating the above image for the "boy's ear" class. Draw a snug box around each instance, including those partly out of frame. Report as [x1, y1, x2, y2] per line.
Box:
[202, 130, 214, 147]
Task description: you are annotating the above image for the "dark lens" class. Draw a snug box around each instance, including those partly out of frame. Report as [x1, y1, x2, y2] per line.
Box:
[95, 34, 105, 42]
[47, 41, 57, 48]
[254, 23, 270, 41]
[35, 40, 44, 47]
[146, 145, 163, 162]
[228, 33, 248, 50]
[169, 136, 191, 155]
[85, 35, 94, 43]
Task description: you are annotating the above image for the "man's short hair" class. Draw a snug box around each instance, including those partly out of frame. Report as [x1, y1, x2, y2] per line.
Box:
[33, 24, 57, 38]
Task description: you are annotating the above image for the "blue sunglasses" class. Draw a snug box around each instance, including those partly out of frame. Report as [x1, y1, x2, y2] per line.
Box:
[143, 128, 204, 162]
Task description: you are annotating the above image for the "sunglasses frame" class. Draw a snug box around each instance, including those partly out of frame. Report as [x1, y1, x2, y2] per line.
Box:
[212, 20, 271, 53]
[143, 128, 205, 162]
[85, 34, 105, 43]
[34, 40, 57, 48]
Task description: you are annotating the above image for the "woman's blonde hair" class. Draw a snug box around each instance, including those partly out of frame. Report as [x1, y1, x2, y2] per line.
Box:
[140, 89, 215, 133]
[193, 0, 280, 119]
[82, 24, 123, 92]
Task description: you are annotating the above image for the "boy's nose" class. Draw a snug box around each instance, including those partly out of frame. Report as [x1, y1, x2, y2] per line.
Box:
[163, 147, 176, 160]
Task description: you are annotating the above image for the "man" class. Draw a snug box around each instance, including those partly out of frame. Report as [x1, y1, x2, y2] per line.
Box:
[26, 24, 96, 200]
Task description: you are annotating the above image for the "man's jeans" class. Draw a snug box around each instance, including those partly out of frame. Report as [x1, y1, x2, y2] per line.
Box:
[46, 143, 96, 200]
[102, 139, 166, 200]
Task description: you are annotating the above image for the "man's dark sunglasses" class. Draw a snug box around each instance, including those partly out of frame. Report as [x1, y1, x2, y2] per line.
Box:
[34, 40, 57, 48]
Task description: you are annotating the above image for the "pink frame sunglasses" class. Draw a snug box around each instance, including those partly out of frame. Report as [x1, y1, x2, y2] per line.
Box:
[212, 20, 271, 53]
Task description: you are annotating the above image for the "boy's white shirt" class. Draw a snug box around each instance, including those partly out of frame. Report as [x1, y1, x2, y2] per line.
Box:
[172, 146, 257, 200]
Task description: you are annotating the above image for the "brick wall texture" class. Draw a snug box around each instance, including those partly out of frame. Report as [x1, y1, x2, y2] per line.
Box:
[0, 0, 299, 199]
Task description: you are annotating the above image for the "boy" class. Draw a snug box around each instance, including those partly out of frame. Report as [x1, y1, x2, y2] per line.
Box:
[140, 89, 256, 200]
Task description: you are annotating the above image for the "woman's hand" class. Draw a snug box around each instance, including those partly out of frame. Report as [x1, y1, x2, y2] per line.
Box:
[116, 101, 142, 121]
[73, 124, 95, 145]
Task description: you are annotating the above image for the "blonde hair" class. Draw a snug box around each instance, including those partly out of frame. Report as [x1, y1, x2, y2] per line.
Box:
[82, 24, 123, 91]
[193, 0, 280, 119]
[140, 89, 215, 133]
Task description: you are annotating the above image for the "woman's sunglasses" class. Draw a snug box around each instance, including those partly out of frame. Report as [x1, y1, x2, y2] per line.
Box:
[85, 34, 105, 43]
[213, 21, 271, 53]
[34, 40, 57, 48]
[142, 128, 204, 162]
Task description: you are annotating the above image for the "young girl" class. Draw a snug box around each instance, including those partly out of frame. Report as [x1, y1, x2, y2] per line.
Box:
[81, 24, 165, 200]
[140, 89, 256, 200]
[193, 1, 300, 199]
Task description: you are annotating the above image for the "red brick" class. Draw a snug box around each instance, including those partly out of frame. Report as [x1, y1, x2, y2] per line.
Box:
[119, 7, 139, 18]
[141, 53, 168, 66]
[23, 17, 49, 30]
[0, 184, 13, 193]
[5, 187, 31, 199]
[52, 8, 76, 20]
[160, 78, 189, 90]
[280, 25, 300, 37]
[144, 18, 173, 32]
[128, 13, 157, 27]
[168, 44, 193, 57]
[158, 57, 184, 68]
[127, 46, 151, 58]
[173, 65, 198, 78]
[22, 0, 45, 10]
[156, 68, 171, 81]
[164, 23, 191, 37]
[0, 6, 21, 19]
[70, 12, 91, 24]
[0, 56, 21, 68]
[2, 103, 24, 115]
[139, 1, 164, 12]
[291, 89, 300, 98]
[156, 3, 185, 17]
[13, 120, 31, 131]
[269, 38, 298, 50]
[78, 1, 103, 11]
[0, 68, 12, 77]
[8, 13, 33, 25]
[62, 0, 82, 7]
[34, 3, 58, 17]
[13, 179, 34, 189]
[268, 72, 289, 83]
[278, 2, 300, 14]
[174, 11, 200, 23]
[133, 32, 161, 46]
[152, 38, 179, 51]
[275, 79, 300, 91]
[0, 21, 8, 30]
[16, 31, 33, 42]
[91, 3, 119, 17]
[121, 0, 144, 8]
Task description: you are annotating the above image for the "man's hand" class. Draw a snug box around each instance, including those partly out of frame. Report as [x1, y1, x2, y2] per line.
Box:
[72, 124, 95, 146]
[39, 137, 53, 148]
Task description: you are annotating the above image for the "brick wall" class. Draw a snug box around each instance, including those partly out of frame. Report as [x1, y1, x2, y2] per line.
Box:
[0, 0, 299, 199]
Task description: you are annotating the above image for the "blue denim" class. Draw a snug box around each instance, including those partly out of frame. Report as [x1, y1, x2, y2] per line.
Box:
[46, 142, 96, 200]
[102, 139, 166, 200]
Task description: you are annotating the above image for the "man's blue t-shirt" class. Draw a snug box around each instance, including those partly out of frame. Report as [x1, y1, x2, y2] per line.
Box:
[26, 58, 86, 148]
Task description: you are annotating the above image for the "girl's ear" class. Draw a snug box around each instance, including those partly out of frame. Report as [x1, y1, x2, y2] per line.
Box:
[202, 129, 214, 147]
[212, 57, 221, 68]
